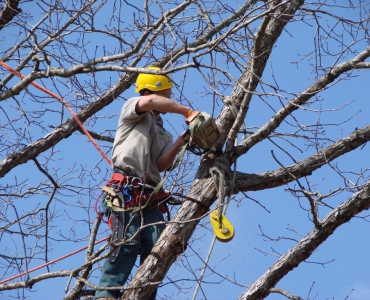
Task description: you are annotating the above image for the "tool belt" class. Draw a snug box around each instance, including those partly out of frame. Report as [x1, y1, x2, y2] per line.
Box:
[101, 172, 171, 215]
[101, 171, 172, 263]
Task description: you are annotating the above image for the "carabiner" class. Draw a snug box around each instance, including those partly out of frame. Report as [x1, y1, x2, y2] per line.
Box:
[121, 186, 132, 203]
[131, 177, 142, 188]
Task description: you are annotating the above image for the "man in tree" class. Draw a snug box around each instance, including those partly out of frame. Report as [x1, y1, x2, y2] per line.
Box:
[95, 66, 194, 300]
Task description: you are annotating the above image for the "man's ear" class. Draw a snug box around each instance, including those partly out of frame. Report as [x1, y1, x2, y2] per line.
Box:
[142, 90, 152, 96]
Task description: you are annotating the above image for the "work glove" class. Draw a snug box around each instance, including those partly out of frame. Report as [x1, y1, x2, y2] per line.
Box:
[185, 110, 200, 124]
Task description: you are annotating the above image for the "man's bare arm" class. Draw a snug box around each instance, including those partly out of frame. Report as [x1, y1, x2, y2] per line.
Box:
[156, 132, 189, 172]
[136, 94, 190, 116]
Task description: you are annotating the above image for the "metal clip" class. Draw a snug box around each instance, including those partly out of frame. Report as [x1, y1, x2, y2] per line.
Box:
[122, 187, 132, 204]
[131, 177, 142, 188]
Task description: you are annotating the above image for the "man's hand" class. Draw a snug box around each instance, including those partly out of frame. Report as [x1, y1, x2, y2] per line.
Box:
[157, 130, 190, 172]
[179, 129, 191, 145]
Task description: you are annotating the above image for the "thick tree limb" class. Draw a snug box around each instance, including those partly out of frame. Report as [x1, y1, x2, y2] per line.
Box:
[225, 0, 299, 152]
[235, 124, 370, 191]
[235, 46, 370, 158]
[0, 0, 21, 31]
[238, 180, 370, 299]
[0, 73, 133, 179]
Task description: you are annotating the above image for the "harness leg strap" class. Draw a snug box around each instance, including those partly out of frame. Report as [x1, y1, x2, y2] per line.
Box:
[109, 211, 125, 263]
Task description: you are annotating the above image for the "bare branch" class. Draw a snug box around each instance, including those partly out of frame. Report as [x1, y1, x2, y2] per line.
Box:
[235, 124, 370, 191]
[239, 180, 370, 300]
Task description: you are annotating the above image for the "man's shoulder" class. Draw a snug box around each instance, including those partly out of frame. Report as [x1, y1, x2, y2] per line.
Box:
[120, 96, 147, 120]
[124, 96, 141, 107]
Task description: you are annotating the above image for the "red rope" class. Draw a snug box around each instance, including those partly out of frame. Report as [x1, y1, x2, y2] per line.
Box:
[0, 236, 109, 285]
[94, 190, 108, 224]
[0, 60, 112, 166]
[0, 61, 113, 284]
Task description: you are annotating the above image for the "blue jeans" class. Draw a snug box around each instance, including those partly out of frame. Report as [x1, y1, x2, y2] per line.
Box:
[95, 208, 165, 299]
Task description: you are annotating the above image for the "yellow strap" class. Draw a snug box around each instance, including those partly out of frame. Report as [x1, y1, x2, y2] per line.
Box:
[142, 141, 188, 208]
[190, 113, 203, 138]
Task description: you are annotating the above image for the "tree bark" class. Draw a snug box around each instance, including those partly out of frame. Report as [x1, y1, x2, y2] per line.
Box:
[0, 0, 21, 31]
[238, 180, 370, 300]
[235, 124, 370, 191]
[0, 73, 133, 179]
[121, 178, 216, 300]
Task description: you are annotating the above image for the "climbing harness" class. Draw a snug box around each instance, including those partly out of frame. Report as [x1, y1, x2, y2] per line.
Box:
[99, 171, 178, 262]
[98, 170, 207, 221]
[98, 153, 210, 263]
[101, 171, 173, 214]
[97, 129, 207, 260]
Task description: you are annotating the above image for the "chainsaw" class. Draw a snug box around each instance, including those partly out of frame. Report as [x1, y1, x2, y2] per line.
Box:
[185, 110, 220, 155]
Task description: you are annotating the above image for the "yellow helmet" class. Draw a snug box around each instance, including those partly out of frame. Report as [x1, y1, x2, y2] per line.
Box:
[135, 66, 173, 93]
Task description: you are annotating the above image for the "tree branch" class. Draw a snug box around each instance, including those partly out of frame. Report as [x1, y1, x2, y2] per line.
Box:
[0, 0, 21, 31]
[234, 124, 370, 191]
[238, 180, 370, 299]
[235, 46, 370, 157]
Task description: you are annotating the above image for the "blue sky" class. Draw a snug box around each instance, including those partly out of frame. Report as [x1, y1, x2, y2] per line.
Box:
[1, 1, 370, 300]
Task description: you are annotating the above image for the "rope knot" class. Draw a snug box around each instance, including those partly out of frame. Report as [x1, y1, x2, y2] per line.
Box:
[210, 157, 234, 228]
[210, 157, 232, 200]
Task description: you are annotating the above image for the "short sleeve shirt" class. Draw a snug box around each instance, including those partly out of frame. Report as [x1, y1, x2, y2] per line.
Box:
[111, 97, 173, 184]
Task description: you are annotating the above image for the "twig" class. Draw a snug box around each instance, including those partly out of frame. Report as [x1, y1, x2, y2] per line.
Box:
[271, 150, 322, 229]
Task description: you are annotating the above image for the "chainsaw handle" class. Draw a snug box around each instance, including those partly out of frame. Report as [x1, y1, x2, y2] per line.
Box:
[182, 128, 191, 138]
[182, 127, 203, 155]
[186, 144, 203, 155]
[180, 128, 202, 155]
